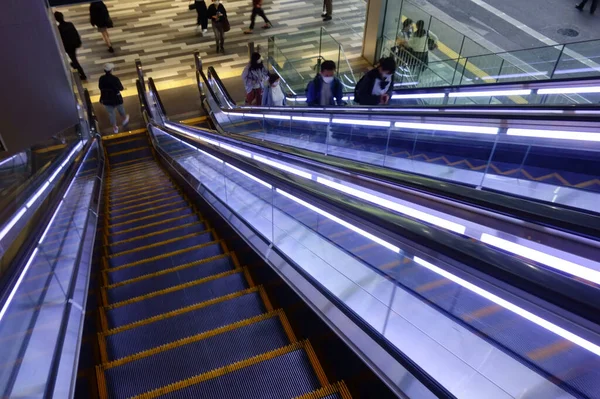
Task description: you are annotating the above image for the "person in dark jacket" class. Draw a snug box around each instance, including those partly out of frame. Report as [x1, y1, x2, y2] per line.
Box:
[306, 60, 344, 106]
[54, 12, 86, 80]
[354, 57, 396, 106]
[89, 1, 114, 53]
[99, 63, 129, 134]
[244, 0, 272, 34]
[207, 0, 227, 53]
[195, 1, 208, 34]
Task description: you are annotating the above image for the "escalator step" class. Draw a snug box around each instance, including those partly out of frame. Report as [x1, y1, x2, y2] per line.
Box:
[102, 314, 290, 398]
[105, 137, 148, 152]
[108, 190, 181, 212]
[135, 343, 321, 399]
[108, 193, 185, 218]
[108, 221, 206, 254]
[108, 230, 213, 268]
[105, 240, 223, 283]
[294, 382, 352, 399]
[109, 180, 174, 200]
[109, 214, 200, 242]
[108, 207, 195, 234]
[105, 271, 248, 328]
[108, 199, 186, 222]
[106, 254, 233, 303]
[109, 147, 153, 164]
[103, 289, 265, 360]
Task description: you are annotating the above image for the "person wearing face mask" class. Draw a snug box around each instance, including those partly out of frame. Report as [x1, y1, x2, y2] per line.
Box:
[262, 73, 286, 107]
[242, 52, 269, 105]
[305, 60, 344, 106]
[207, 0, 227, 53]
[354, 57, 396, 106]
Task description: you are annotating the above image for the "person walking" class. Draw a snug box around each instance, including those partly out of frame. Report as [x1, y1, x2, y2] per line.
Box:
[89, 1, 114, 53]
[54, 12, 87, 80]
[242, 52, 269, 105]
[262, 73, 286, 106]
[406, 20, 438, 73]
[322, 0, 332, 21]
[576, 0, 598, 14]
[99, 63, 129, 134]
[207, 0, 227, 53]
[244, 0, 272, 34]
[306, 60, 344, 106]
[195, 0, 208, 33]
[354, 57, 397, 106]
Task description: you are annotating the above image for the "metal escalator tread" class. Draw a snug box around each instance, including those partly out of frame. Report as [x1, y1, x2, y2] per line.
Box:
[103, 315, 290, 398]
[107, 221, 206, 254]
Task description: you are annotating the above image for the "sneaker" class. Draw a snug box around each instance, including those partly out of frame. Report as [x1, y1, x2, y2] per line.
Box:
[220, 46, 225, 53]
[113, 126, 119, 134]
[244, 29, 253, 34]
[122, 115, 130, 126]
[203, 29, 208, 33]
[108, 46, 115, 53]
[321, 12, 327, 17]
[262, 23, 272, 29]
[575, 3, 584, 10]
[323, 16, 332, 21]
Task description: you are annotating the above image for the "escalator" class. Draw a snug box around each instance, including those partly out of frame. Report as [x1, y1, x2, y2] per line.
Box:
[87, 132, 356, 398]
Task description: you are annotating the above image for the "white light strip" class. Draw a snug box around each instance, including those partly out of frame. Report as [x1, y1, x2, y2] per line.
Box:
[317, 178, 466, 234]
[225, 162, 272, 189]
[414, 256, 600, 357]
[452, 109, 563, 114]
[264, 114, 291, 121]
[481, 234, 600, 285]
[254, 155, 313, 179]
[553, 67, 600, 75]
[277, 189, 400, 253]
[0, 208, 27, 242]
[507, 128, 600, 142]
[395, 122, 499, 135]
[342, 96, 355, 101]
[0, 154, 18, 168]
[288, 97, 307, 102]
[48, 165, 64, 183]
[538, 86, 600, 95]
[332, 118, 391, 128]
[292, 116, 330, 124]
[198, 148, 224, 164]
[26, 182, 50, 208]
[0, 248, 39, 322]
[243, 113, 265, 118]
[392, 93, 445, 99]
[38, 200, 64, 244]
[221, 143, 251, 158]
[449, 89, 531, 98]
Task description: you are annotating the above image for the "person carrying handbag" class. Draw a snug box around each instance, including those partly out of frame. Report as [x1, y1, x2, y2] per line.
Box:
[207, 0, 228, 53]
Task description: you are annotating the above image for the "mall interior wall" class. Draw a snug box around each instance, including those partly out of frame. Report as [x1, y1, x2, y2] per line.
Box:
[0, 0, 78, 154]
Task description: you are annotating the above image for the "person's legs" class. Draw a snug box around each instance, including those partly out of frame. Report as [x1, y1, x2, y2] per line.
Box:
[576, 0, 588, 9]
[324, 0, 332, 18]
[591, 0, 598, 13]
[66, 50, 86, 79]
[116, 104, 130, 126]
[245, 90, 256, 105]
[104, 105, 117, 132]
[249, 6, 258, 29]
[219, 25, 225, 50]
[255, 88, 263, 105]
[257, 8, 270, 25]
[100, 29, 114, 52]
[212, 24, 220, 51]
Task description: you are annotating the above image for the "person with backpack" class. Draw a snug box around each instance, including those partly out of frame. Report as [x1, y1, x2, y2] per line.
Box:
[306, 60, 344, 106]
[244, 0, 272, 34]
[354, 57, 396, 106]
[207, 0, 228, 53]
[99, 63, 129, 134]
[242, 52, 269, 105]
[54, 12, 86, 80]
[406, 20, 438, 73]
[89, 1, 114, 53]
[262, 73, 286, 106]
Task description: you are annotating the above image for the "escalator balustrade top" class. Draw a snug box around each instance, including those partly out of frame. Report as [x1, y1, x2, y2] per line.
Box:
[93, 132, 351, 399]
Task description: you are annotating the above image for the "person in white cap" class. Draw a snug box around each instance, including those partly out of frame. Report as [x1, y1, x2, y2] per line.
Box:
[99, 63, 129, 134]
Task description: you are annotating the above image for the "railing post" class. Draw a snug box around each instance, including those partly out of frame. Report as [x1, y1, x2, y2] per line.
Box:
[549, 45, 566, 79]
[194, 51, 205, 103]
[135, 59, 146, 93]
[248, 41, 255, 59]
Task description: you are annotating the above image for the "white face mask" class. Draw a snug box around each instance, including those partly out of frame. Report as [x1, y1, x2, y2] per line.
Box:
[322, 76, 334, 84]
[382, 72, 392, 79]
[214, 0, 220, 5]
[257, 58, 263, 64]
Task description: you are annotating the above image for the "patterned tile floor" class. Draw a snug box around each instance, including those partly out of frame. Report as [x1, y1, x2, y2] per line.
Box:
[56, 0, 369, 100]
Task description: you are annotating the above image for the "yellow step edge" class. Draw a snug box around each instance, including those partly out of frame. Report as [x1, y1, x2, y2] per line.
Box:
[180, 115, 208, 125]
[108, 206, 190, 228]
[108, 185, 177, 204]
[130, 341, 310, 399]
[100, 286, 262, 336]
[105, 253, 230, 290]
[99, 310, 286, 369]
[104, 239, 223, 272]
[108, 162, 158, 176]
[109, 146, 149, 157]
[102, 129, 147, 141]
[304, 341, 330, 387]
[109, 199, 190, 223]
[107, 168, 164, 180]
[107, 193, 183, 216]
[107, 190, 182, 209]
[109, 220, 203, 247]
[33, 143, 67, 154]
[110, 156, 153, 168]
[108, 178, 172, 195]
[104, 268, 244, 310]
[108, 213, 200, 237]
[293, 381, 352, 399]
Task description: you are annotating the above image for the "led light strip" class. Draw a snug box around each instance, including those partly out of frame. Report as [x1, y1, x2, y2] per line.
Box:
[0, 248, 38, 321]
[254, 155, 312, 179]
[414, 256, 600, 356]
[225, 163, 272, 189]
[507, 128, 600, 142]
[449, 89, 532, 98]
[395, 122, 499, 135]
[538, 86, 600, 95]
[277, 189, 400, 253]
[392, 93, 445, 99]
[332, 118, 391, 128]
[317, 178, 466, 234]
